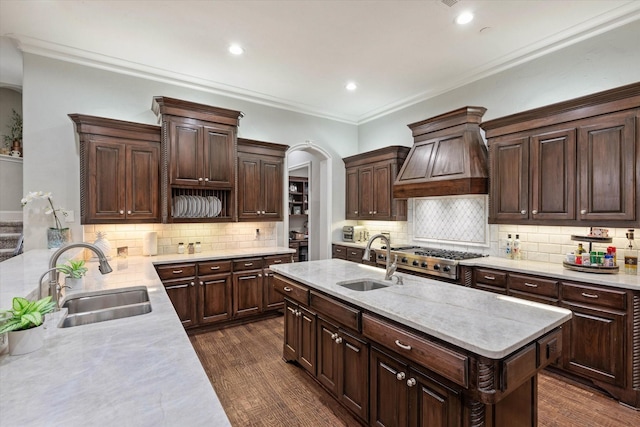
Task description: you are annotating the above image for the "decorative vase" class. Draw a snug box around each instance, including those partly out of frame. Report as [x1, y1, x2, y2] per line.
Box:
[93, 231, 112, 259]
[64, 276, 83, 289]
[47, 227, 71, 249]
[8, 324, 45, 355]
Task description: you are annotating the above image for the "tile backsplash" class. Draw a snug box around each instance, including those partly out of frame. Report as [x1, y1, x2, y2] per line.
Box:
[82, 222, 277, 257]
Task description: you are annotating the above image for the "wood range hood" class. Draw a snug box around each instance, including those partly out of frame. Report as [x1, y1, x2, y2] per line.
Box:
[393, 106, 489, 199]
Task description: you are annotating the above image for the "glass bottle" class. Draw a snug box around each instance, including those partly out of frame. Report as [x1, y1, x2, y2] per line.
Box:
[624, 229, 638, 275]
[188, 243, 195, 254]
[513, 234, 521, 260]
[505, 234, 513, 259]
[195, 241, 202, 253]
[177, 242, 185, 254]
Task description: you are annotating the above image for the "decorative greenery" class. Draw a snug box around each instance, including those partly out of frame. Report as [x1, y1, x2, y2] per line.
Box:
[3, 109, 22, 147]
[21, 191, 67, 230]
[0, 296, 55, 333]
[56, 259, 88, 279]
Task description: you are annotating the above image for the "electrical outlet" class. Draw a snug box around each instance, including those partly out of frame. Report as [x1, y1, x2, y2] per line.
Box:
[255, 228, 260, 239]
[63, 210, 75, 223]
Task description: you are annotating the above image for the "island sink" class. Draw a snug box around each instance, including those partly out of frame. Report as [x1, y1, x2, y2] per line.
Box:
[337, 278, 390, 291]
[59, 286, 152, 328]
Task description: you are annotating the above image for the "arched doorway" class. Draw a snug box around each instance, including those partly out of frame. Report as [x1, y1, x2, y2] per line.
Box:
[286, 141, 332, 260]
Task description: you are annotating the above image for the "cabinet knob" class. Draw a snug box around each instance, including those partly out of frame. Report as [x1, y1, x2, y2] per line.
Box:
[283, 286, 292, 292]
[335, 337, 343, 344]
[531, 210, 538, 215]
[200, 281, 204, 286]
[296, 310, 302, 317]
[354, 211, 358, 214]
[204, 178, 209, 182]
[119, 210, 124, 215]
[396, 372, 406, 381]
[127, 210, 132, 215]
[373, 211, 377, 214]
[262, 211, 266, 214]
[580, 209, 587, 215]
[407, 378, 416, 387]
[330, 333, 338, 340]
[369, 211, 373, 215]
[520, 210, 527, 215]
[190, 281, 195, 287]
[198, 177, 203, 182]
[257, 211, 261, 215]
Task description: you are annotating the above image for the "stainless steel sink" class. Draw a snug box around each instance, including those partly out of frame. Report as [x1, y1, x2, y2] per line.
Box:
[59, 287, 152, 328]
[337, 279, 391, 291]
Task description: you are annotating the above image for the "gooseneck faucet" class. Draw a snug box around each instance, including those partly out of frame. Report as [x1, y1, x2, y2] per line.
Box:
[45, 242, 113, 309]
[362, 233, 402, 284]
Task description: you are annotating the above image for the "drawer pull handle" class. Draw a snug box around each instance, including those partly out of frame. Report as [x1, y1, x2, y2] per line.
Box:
[240, 275, 257, 280]
[244, 263, 253, 267]
[581, 292, 599, 299]
[210, 266, 220, 270]
[351, 252, 357, 255]
[395, 340, 412, 351]
[484, 275, 495, 280]
[172, 270, 183, 274]
[524, 283, 538, 288]
[274, 260, 282, 264]
[283, 286, 293, 292]
[396, 372, 406, 380]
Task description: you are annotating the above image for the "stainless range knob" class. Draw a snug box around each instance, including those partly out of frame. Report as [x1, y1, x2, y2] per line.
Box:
[421, 262, 428, 268]
[443, 266, 451, 272]
[401, 257, 408, 263]
[412, 260, 419, 266]
[433, 264, 440, 270]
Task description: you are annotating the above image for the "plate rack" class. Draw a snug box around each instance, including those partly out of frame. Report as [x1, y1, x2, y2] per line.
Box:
[170, 188, 231, 221]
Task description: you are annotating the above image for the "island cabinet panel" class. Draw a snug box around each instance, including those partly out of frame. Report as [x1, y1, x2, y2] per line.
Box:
[272, 274, 309, 305]
[483, 83, 640, 226]
[310, 291, 360, 331]
[317, 317, 369, 423]
[263, 254, 293, 311]
[283, 299, 316, 375]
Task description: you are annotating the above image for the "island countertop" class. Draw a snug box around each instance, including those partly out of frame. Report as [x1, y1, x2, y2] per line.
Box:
[270, 259, 572, 359]
[0, 246, 293, 427]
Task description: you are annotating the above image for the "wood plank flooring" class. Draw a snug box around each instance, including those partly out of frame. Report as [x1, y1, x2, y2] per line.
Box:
[189, 315, 640, 427]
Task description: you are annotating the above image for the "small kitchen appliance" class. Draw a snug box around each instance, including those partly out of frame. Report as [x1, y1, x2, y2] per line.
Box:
[342, 225, 367, 243]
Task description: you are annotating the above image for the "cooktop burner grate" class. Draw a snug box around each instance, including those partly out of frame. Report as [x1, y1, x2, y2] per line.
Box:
[412, 249, 485, 260]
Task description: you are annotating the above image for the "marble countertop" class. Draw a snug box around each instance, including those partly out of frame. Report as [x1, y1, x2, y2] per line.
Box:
[0, 246, 293, 427]
[270, 259, 572, 359]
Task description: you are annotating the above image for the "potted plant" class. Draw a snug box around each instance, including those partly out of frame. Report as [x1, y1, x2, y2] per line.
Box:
[21, 191, 70, 248]
[0, 296, 55, 355]
[56, 259, 88, 288]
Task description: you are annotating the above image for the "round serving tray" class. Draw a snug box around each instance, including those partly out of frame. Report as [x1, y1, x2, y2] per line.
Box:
[562, 261, 619, 274]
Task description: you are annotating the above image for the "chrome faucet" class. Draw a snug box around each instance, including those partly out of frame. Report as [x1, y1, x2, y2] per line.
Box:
[362, 233, 402, 284]
[44, 242, 113, 309]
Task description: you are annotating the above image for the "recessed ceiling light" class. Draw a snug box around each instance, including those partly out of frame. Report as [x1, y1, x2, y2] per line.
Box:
[228, 44, 244, 55]
[345, 82, 357, 91]
[455, 11, 474, 25]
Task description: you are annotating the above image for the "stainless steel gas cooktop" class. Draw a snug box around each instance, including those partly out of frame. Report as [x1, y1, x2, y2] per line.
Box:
[377, 246, 486, 280]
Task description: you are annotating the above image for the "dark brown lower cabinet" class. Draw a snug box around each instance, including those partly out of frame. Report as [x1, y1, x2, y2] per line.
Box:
[163, 277, 197, 328]
[263, 269, 285, 311]
[283, 299, 316, 375]
[317, 317, 369, 423]
[232, 269, 263, 318]
[199, 273, 232, 324]
[370, 347, 461, 427]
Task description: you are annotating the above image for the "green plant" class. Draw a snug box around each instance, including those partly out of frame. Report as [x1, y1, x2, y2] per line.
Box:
[0, 296, 55, 333]
[56, 259, 88, 279]
[3, 108, 22, 146]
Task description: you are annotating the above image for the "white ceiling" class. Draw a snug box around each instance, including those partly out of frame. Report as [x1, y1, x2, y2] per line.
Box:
[1, 0, 639, 124]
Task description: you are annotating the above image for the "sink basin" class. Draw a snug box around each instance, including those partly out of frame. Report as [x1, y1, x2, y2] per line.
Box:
[337, 278, 391, 292]
[59, 286, 152, 328]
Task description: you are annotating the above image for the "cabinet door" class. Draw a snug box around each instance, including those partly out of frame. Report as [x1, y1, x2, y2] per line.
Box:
[577, 111, 636, 222]
[163, 278, 196, 328]
[408, 368, 461, 427]
[338, 329, 369, 422]
[169, 121, 202, 186]
[237, 154, 262, 219]
[233, 270, 263, 318]
[198, 273, 232, 324]
[359, 166, 374, 218]
[317, 318, 339, 395]
[489, 137, 529, 222]
[126, 143, 160, 221]
[261, 157, 283, 219]
[373, 162, 392, 219]
[263, 269, 285, 311]
[283, 299, 299, 362]
[561, 302, 626, 387]
[87, 139, 126, 221]
[299, 305, 317, 376]
[346, 167, 359, 219]
[202, 125, 234, 187]
[530, 128, 576, 221]
[371, 347, 409, 427]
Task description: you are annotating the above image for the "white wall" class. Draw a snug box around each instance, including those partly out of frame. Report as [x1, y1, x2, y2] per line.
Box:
[21, 54, 357, 250]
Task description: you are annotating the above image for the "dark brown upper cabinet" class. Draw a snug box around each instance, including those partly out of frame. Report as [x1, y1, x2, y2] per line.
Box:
[152, 96, 243, 223]
[483, 83, 640, 226]
[69, 114, 161, 224]
[237, 138, 288, 222]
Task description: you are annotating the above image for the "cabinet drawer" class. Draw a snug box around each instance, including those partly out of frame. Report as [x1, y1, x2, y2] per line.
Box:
[508, 274, 558, 298]
[362, 313, 468, 388]
[332, 245, 347, 260]
[475, 268, 507, 288]
[155, 263, 196, 280]
[272, 275, 309, 305]
[561, 282, 627, 310]
[309, 291, 360, 331]
[346, 247, 365, 263]
[233, 257, 264, 272]
[264, 254, 293, 267]
[198, 260, 232, 275]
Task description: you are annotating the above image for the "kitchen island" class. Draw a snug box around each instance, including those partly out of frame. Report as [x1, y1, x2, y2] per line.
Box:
[270, 259, 572, 426]
[0, 246, 293, 427]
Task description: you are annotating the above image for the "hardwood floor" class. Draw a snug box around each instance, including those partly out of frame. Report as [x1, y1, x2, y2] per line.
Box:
[190, 315, 639, 427]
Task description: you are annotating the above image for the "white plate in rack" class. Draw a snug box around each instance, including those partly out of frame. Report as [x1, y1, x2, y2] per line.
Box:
[213, 196, 222, 217]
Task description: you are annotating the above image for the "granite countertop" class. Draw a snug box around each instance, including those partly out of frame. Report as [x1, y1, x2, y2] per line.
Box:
[0, 246, 293, 427]
[270, 259, 572, 359]
[459, 256, 640, 291]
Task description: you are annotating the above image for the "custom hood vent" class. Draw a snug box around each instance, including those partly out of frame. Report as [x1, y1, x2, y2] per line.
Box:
[393, 106, 488, 199]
